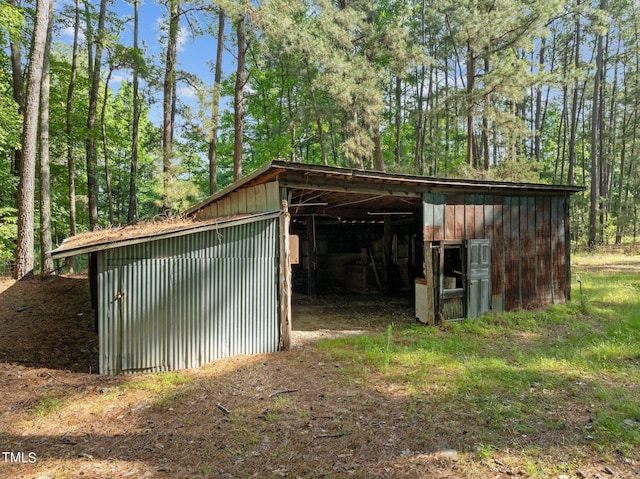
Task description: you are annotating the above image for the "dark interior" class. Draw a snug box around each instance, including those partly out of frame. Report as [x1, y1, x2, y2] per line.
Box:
[287, 188, 424, 298]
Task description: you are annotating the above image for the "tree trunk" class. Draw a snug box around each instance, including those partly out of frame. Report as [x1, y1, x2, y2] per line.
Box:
[128, 0, 140, 222]
[567, 3, 580, 186]
[162, 0, 179, 214]
[414, 66, 425, 174]
[588, 0, 606, 249]
[101, 68, 114, 225]
[86, 0, 108, 230]
[466, 41, 476, 167]
[394, 75, 402, 164]
[207, 7, 225, 194]
[534, 38, 545, 163]
[65, 0, 80, 272]
[15, 0, 52, 280]
[374, 124, 383, 171]
[8, 0, 24, 178]
[233, 13, 246, 182]
[39, 0, 54, 274]
[482, 55, 490, 170]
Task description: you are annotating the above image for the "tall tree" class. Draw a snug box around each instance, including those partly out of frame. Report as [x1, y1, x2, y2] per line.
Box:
[65, 0, 81, 271]
[589, 0, 607, 248]
[39, 0, 54, 274]
[233, 10, 246, 181]
[8, 0, 24, 178]
[86, 0, 108, 230]
[128, 0, 141, 223]
[14, 0, 52, 279]
[162, 0, 180, 214]
[207, 7, 225, 193]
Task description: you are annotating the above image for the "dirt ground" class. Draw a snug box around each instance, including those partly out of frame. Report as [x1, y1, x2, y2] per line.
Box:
[0, 265, 638, 478]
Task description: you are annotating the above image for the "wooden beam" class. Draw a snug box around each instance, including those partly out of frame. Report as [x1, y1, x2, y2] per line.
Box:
[279, 200, 292, 351]
[384, 215, 392, 293]
[307, 214, 317, 297]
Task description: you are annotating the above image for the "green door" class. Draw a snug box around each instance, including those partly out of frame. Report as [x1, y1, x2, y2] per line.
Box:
[467, 239, 491, 318]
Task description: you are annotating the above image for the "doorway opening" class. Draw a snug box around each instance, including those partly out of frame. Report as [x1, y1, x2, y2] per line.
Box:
[417, 239, 491, 324]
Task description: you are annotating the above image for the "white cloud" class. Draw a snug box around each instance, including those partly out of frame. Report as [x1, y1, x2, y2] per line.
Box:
[111, 72, 132, 85]
[178, 84, 197, 100]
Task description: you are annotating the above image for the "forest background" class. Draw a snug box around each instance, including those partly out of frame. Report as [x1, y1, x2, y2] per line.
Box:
[0, 0, 636, 280]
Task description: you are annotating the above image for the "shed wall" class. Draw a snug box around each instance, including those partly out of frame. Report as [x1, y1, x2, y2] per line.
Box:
[423, 193, 569, 312]
[97, 216, 280, 374]
[196, 181, 280, 220]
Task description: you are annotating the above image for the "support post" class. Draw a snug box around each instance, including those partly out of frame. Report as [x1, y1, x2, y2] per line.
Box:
[306, 214, 317, 296]
[279, 200, 292, 350]
[383, 214, 392, 293]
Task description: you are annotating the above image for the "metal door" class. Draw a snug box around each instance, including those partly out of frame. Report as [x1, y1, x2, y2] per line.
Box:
[467, 239, 491, 318]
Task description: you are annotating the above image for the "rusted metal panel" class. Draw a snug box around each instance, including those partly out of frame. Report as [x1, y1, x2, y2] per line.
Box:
[423, 193, 445, 241]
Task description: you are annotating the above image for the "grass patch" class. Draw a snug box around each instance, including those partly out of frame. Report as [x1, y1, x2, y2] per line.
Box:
[33, 394, 63, 417]
[119, 371, 193, 409]
[317, 268, 640, 459]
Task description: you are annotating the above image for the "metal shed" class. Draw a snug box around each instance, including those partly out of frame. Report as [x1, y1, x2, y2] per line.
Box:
[51, 213, 288, 374]
[51, 160, 581, 374]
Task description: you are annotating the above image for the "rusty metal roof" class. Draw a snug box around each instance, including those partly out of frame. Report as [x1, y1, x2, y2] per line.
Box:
[186, 160, 583, 218]
[49, 212, 280, 259]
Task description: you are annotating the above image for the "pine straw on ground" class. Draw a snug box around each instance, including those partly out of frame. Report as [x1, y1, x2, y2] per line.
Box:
[0, 274, 637, 478]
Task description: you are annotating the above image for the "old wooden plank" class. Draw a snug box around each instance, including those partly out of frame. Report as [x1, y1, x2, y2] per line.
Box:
[503, 197, 520, 311]
[266, 181, 281, 211]
[536, 196, 552, 305]
[520, 197, 537, 309]
[424, 245, 435, 325]
[454, 195, 465, 239]
[474, 195, 485, 239]
[465, 195, 476, 240]
[445, 194, 455, 240]
[552, 196, 566, 303]
[485, 196, 503, 310]
[528, 197, 538, 305]
[307, 215, 317, 296]
[246, 185, 256, 213]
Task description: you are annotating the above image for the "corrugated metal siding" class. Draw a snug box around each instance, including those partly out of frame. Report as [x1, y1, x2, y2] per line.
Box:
[97, 216, 280, 375]
[423, 193, 570, 313]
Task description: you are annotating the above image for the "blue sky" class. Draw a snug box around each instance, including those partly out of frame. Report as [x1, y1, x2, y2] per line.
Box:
[56, 0, 236, 126]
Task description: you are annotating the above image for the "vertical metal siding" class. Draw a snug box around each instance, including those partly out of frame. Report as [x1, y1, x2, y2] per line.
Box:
[97, 216, 280, 374]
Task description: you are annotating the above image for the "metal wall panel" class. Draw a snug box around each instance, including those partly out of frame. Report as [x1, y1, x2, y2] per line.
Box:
[97, 216, 280, 374]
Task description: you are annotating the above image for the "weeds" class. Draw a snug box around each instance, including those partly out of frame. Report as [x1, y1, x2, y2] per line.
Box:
[33, 394, 62, 417]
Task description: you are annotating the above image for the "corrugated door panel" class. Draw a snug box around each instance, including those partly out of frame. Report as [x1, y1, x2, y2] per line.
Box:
[98, 216, 280, 375]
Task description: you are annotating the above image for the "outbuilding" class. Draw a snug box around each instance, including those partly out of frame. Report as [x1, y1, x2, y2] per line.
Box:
[51, 160, 581, 374]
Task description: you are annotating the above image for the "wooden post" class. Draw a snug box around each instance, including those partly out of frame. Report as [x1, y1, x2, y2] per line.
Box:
[424, 244, 435, 325]
[306, 214, 317, 296]
[383, 214, 392, 293]
[279, 200, 292, 350]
